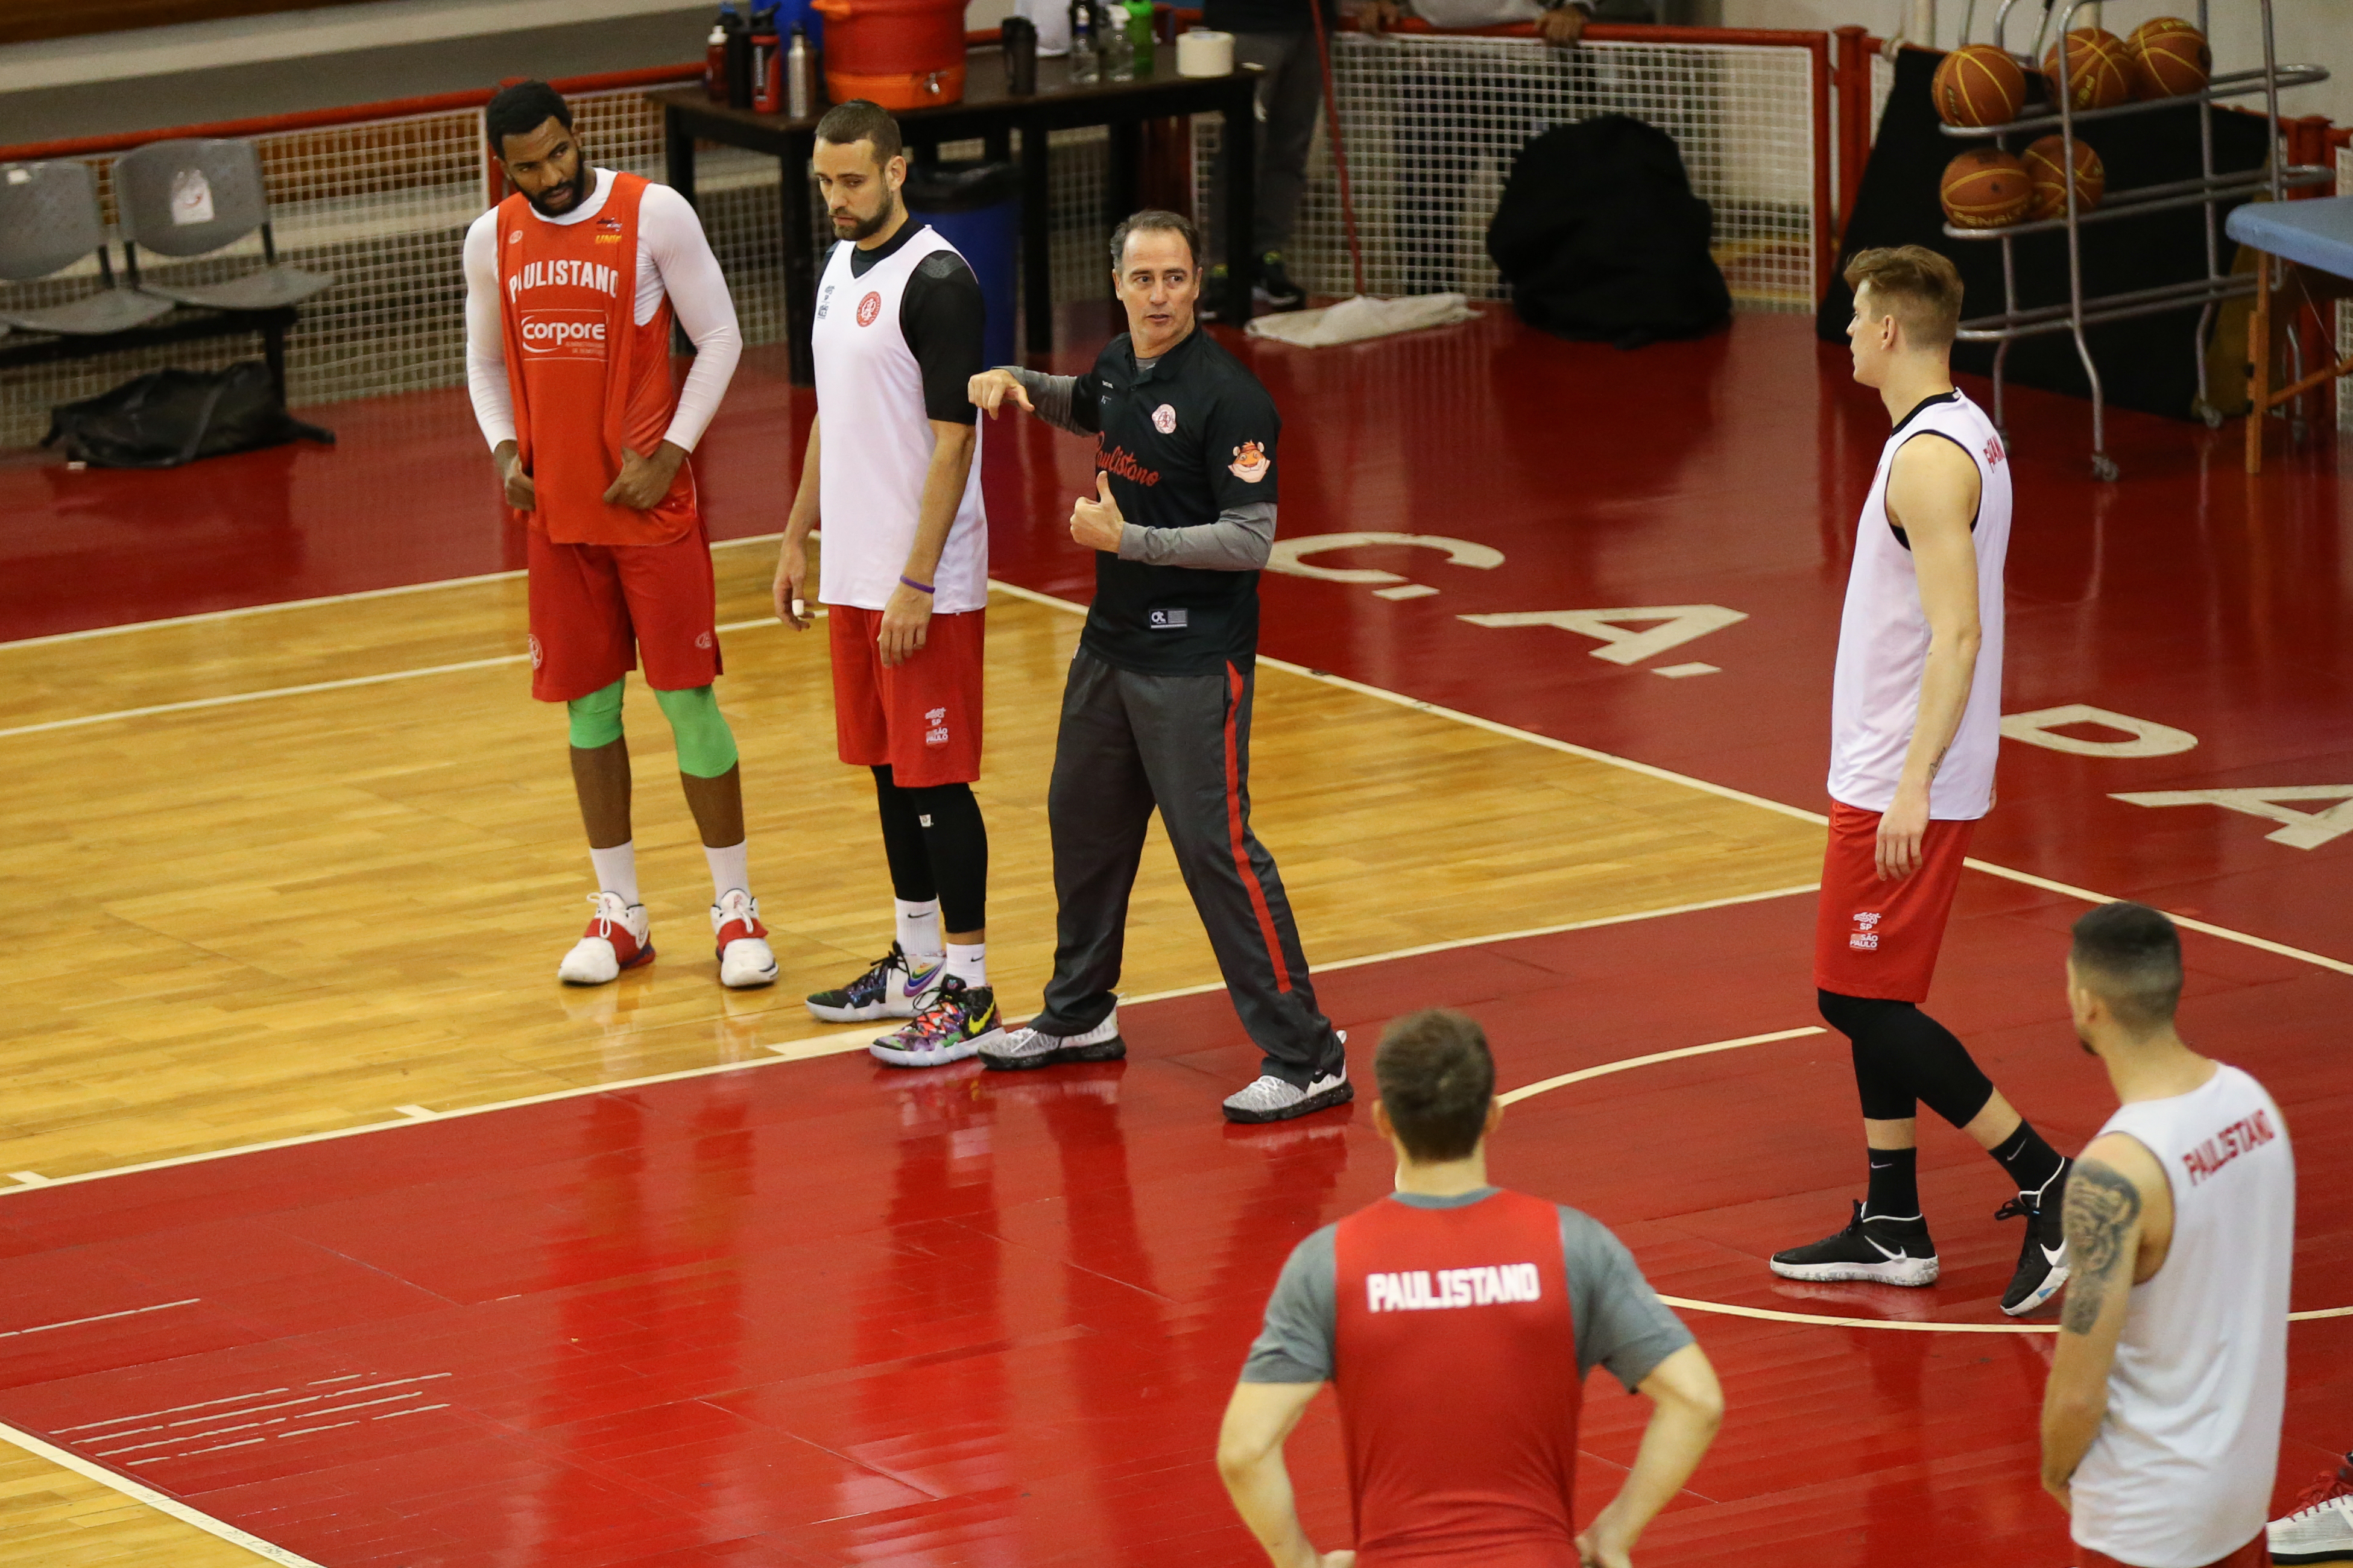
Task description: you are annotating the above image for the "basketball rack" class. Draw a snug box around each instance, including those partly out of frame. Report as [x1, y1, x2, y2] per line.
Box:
[1938, 0, 2328, 480]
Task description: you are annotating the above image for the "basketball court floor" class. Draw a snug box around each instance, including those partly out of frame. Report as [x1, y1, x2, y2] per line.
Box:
[1, 309, 2346, 1566]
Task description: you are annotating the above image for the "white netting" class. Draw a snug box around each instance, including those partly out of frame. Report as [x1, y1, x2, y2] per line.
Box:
[1195, 33, 1820, 310]
[2, 40, 1825, 446]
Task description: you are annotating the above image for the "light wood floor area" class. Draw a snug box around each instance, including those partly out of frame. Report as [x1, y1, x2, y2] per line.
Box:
[0, 538, 1823, 1563]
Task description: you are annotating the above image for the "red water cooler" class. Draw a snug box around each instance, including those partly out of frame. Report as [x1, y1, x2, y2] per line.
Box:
[810, 0, 968, 109]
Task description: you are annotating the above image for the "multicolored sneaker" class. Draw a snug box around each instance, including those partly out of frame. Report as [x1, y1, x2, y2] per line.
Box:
[805, 942, 941, 1023]
[710, 889, 777, 989]
[2271, 1452, 2353, 1564]
[870, 975, 1005, 1069]
[558, 892, 653, 985]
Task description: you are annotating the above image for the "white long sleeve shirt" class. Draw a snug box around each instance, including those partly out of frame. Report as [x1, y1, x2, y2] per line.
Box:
[462, 168, 742, 453]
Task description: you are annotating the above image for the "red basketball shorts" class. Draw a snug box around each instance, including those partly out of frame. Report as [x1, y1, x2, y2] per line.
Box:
[2075, 1534, 2265, 1568]
[1812, 800, 1976, 1002]
[829, 604, 984, 787]
[526, 523, 721, 703]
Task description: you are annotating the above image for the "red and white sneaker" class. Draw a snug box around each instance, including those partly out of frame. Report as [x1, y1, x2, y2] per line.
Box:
[712, 889, 779, 989]
[558, 892, 654, 985]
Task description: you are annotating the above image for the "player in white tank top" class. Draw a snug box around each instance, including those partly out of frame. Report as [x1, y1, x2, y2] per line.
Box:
[2044, 902, 2294, 1568]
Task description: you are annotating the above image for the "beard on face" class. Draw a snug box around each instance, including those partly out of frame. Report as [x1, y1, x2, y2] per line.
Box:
[834, 200, 892, 242]
[526, 161, 593, 218]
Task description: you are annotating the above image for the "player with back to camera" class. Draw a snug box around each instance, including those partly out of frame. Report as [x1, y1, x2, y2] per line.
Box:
[967, 209, 1351, 1124]
[2041, 902, 2294, 1568]
[1769, 245, 2076, 1315]
[1218, 1009, 1723, 1568]
[772, 100, 1002, 1070]
[463, 81, 777, 991]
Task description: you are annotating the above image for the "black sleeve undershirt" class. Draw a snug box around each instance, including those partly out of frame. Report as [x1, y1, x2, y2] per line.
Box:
[900, 251, 985, 426]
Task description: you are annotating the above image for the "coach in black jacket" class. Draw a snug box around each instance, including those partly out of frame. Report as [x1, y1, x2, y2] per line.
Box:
[967, 208, 1350, 1125]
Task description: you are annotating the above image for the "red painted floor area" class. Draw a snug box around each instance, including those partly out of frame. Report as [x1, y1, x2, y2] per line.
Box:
[1, 883, 2347, 1567]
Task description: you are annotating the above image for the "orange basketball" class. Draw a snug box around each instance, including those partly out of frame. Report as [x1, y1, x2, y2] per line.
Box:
[2043, 27, 2135, 112]
[2128, 16, 2211, 98]
[1941, 148, 2032, 228]
[1932, 44, 2027, 127]
[2022, 134, 2105, 219]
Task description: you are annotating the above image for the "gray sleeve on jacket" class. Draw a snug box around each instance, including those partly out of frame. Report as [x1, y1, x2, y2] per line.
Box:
[1561, 1206, 1695, 1393]
[1118, 501, 1275, 571]
[1239, 1224, 1338, 1383]
[1003, 365, 1090, 435]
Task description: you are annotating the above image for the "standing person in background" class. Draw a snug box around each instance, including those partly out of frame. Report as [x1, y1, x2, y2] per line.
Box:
[1218, 1009, 1723, 1568]
[2041, 902, 2295, 1568]
[1201, 0, 1328, 313]
[774, 100, 1002, 1070]
[464, 80, 775, 992]
[967, 209, 1350, 1124]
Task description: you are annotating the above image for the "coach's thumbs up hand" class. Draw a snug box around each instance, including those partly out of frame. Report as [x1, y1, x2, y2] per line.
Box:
[1071, 472, 1125, 552]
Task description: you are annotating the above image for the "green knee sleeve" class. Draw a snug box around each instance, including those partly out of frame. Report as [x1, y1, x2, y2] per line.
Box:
[567, 678, 626, 750]
[655, 684, 739, 778]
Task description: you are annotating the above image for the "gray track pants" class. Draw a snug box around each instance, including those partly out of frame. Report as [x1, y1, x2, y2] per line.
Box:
[1038, 648, 1344, 1087]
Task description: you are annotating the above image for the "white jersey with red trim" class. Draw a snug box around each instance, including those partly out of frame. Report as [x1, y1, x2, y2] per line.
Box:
[2071, 1063, 2294, 1568]
[811, 228, 988, 616]
[1827, 388, 2009, 819]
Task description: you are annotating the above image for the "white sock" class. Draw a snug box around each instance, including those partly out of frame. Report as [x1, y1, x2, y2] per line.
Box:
[946, 941, 987, 989]
[589, 842, 640, 906]
[705, 839, 750, 903]
[895, 898, 943, 959]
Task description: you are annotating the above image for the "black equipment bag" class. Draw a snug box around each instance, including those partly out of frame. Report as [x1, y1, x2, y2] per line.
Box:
[1486, 114, 1731, 350]
[44, 362, 335, 469]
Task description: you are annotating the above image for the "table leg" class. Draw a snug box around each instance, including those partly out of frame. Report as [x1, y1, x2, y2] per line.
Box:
[1021, 113, 1055, 356]
[1224, 77, 1257, 324]
[782, 129, 818, 386]
[985, 127, 1012, 164]
[2245, 250, 2269, 475]
[1108, 118, 1141, 229]
[665, 107, 697, 357]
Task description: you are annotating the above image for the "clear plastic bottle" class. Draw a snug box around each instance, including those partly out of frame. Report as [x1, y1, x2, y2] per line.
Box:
[1068, 0, 1099, 83]
[1101, 0, 1132, 80]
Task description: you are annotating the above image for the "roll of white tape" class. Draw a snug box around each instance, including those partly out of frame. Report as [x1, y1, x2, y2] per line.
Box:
[1178, 28, 1235, 77]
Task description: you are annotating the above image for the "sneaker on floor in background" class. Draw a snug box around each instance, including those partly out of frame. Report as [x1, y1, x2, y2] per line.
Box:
[1769, 1201, 1940, 1287]
[979, 1007, 1124, 1071]
[2271, 1452, 2353, 1564]
[805, 942, 938, 1023]
[870, 975, 1005, 1068]
[1199, 263, 1230, 323]
[710, 889, 777, 989]
[1223, 1063, 1352, 1124]
[1253, 251, 1306, 310]
[557, 892, 653, 985]
[1993, 1168, 2071, 1316]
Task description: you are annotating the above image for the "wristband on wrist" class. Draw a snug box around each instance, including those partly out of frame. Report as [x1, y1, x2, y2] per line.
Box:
[900, 575, 935, 594]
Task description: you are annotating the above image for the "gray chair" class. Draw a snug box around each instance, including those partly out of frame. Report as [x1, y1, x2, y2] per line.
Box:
[0, 160, 177, 335]
[113, 139, 334, 312]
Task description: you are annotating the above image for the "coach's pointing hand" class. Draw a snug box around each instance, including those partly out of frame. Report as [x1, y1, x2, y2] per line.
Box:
[603, 441, 688, 511]
[967, 368, 1034, 418]
[495, 440, 536, 511]
[1071, 472, 1125, 552]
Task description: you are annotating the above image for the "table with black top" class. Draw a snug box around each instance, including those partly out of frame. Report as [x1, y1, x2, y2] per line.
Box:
[649, 46, 1258, 385]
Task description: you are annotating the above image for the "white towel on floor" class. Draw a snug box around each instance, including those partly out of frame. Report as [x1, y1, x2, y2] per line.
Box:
[1243, 292, 1477, 347]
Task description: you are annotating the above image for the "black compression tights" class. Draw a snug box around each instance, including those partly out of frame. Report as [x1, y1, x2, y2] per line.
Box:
[1818, 989, 1995, 1127]
[872, 765, 988, 934]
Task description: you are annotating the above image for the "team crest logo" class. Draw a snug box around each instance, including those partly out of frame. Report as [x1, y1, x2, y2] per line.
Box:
[528, 634, 543, 670]
[1228, 441, 1270, 483]
[856, 291, 882, 327]
[695, 631, 714, 650]
[511, 230, 523, 243]
[1152, 403, 1177, 434]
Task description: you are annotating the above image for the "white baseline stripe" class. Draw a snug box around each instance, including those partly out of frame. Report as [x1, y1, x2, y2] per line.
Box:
[0, 1419, 323, 1566]
[0, 1299, 200, 1340]
[1497, 1027, 1827, 1107]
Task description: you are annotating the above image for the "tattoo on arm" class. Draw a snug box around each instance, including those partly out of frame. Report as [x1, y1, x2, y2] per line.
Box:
[2059, 1160, 2142, 1335]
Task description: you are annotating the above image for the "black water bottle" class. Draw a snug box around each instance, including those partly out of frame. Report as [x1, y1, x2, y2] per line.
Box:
[722, 4, 754, 107]
[1002, 14, 1038, 94]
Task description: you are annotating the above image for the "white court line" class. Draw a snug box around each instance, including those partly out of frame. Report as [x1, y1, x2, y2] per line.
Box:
[57, 1388, 291, 1434]
[0, 1418, 324, 1566]
[0, 1298, 200, 1340]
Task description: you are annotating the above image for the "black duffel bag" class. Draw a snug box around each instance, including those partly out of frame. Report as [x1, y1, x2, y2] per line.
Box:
[1486, 114, 1731, 350]
[44, 362, 334, 469]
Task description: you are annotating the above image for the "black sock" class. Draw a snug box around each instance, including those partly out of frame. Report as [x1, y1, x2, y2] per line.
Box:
[1864, 1146, 1920, 1221]
[1989, 1119, 2066, 1199]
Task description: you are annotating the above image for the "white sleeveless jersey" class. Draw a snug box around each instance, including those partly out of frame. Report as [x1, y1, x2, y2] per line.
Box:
[812, 227, 988, 614]
[1828, 390, 2009, 817]
[2071, 1064, 2295, 1568]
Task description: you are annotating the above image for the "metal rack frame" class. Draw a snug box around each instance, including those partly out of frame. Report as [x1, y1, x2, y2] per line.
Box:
[1938, 0, 2329, 480]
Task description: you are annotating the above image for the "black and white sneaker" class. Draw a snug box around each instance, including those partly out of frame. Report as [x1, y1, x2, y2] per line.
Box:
[805, 942, 941, 1024]
[1769, 1201, 1940, 1287]
[979, 1007, 1124, 1071]
[1222, 1063, 1353, 1124]
[1994, 1165, 2071, 1316]
[1252, 251, 1306, 311]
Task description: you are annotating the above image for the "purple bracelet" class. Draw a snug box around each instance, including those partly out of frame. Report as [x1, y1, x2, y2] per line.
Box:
[900, 575, 935, 594]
